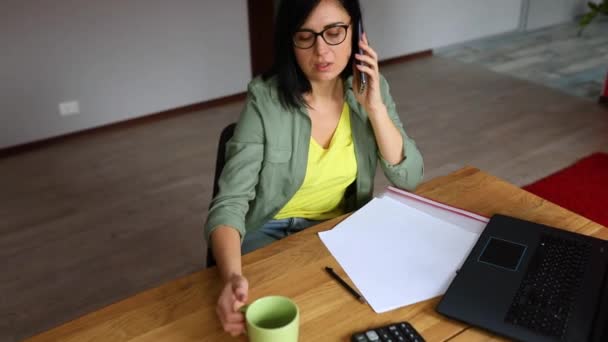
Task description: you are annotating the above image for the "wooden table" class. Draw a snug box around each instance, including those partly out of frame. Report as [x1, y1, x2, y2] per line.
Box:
[25, 167, 608, 342]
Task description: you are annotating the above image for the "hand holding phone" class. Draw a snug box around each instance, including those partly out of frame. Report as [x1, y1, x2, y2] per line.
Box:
[356, 20, 367, 94]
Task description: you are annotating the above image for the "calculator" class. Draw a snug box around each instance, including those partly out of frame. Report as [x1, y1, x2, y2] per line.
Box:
[351, 321, 425, 342]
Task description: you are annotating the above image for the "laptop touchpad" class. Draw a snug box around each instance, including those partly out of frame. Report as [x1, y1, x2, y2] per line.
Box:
[478, 237, 526, 271]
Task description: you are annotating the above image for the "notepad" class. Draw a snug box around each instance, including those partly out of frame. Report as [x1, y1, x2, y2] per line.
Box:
[318, 191, 486, 313]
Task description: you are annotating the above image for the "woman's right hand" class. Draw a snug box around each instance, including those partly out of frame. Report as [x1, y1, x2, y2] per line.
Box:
[216, 274, 249, 336]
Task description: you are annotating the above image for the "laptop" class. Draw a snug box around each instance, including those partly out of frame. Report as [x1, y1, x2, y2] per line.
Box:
[437, 214, 608, 342]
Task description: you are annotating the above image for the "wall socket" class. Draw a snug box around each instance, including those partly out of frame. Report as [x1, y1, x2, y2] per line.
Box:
[59, 101, 80, 116]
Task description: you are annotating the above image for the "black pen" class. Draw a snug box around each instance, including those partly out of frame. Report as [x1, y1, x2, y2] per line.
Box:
[324, 266, 366, 304]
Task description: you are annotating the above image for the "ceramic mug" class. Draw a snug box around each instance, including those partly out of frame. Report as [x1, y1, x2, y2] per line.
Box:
[241, 296, 299, 342]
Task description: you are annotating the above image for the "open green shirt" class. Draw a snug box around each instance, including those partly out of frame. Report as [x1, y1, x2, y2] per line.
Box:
[204, 74, 424, 243]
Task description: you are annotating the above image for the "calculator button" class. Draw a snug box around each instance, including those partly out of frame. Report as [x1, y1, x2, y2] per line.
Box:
[352, 333, 368, 342]
[377, 328, 390, 340]
[353, 322, 424, 342]
[365, 330, 380, 341]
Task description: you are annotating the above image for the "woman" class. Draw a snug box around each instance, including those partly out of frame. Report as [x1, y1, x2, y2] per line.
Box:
[205, 0, 423, 336]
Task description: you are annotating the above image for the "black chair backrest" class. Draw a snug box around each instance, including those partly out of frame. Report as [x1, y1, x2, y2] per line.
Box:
[212, 123, 237, 199]
[207, 122, 236, 268]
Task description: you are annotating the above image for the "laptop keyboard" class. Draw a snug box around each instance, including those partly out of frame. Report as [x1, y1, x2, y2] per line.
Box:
[505, 234, 592, 338]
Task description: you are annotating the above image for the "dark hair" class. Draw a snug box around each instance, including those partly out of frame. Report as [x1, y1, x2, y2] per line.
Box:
[264, 0, 363, 110]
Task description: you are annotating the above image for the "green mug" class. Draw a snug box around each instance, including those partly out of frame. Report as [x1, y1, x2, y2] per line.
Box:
[241, 296, 299, 342]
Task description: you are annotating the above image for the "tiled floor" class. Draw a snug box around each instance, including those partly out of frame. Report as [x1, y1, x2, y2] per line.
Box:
[438, 17, 608, 100]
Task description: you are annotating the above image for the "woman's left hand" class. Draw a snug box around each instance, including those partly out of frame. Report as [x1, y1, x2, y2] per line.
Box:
[353, 33, 384, 115]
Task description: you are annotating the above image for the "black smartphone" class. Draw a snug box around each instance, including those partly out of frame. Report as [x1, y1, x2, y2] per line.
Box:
[356, 20, 367, 94]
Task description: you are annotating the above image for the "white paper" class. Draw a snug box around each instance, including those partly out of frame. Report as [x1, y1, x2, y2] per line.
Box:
[319, 196, 480, 313]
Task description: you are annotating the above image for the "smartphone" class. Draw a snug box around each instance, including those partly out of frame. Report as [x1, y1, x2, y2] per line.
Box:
[356, 20, 367, 94]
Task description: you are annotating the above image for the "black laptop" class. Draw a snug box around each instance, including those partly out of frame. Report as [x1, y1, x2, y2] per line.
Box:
[437, 214, 608, 342]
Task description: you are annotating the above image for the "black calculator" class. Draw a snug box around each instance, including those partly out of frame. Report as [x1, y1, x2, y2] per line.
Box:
[351, 321, 425, 342]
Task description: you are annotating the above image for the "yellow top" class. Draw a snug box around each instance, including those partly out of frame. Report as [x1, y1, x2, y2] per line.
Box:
[274, 103, 357, 220]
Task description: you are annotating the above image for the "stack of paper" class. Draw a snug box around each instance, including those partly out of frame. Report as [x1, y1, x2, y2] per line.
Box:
[319, 194, 484, 313]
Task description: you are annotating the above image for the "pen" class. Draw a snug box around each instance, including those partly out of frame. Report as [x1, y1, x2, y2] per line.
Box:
[324, 266, 366, 304]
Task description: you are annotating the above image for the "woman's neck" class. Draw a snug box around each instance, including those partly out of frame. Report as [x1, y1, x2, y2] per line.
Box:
[307, 78, 343, 104]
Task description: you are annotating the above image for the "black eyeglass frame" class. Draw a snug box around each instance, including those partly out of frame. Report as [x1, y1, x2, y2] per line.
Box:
[293, 23, 351, 49]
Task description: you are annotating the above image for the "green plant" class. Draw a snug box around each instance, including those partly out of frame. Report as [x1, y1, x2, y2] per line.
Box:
[578, 0, 608, 35]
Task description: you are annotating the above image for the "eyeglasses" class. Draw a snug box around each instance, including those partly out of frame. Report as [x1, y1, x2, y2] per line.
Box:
[293, 23, 350, 49]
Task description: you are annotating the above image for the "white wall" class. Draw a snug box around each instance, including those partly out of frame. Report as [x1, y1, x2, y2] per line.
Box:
[526, 0, 587, 30]
[361, 0, 523, 60]
[0, 0, 250, 149]
[4, 0, 589, 149]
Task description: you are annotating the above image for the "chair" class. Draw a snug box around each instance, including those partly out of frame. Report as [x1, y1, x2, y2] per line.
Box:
[212, 123, 237, 198]
[206, 123, 237, 268]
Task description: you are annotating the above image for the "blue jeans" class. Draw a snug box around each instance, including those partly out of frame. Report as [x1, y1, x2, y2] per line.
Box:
[241, 218, 323, 255]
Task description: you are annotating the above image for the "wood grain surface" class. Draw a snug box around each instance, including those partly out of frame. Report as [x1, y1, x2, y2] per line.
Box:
[24, 167, 607, 342]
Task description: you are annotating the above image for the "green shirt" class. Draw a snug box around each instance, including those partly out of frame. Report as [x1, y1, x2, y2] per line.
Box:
[204, 74, 424, 243]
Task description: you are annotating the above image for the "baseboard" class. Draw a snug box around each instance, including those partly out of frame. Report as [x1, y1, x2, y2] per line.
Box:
[0, 92, 246, 159]
[1, 50, 432, 159]
[379, 50, 433, 67]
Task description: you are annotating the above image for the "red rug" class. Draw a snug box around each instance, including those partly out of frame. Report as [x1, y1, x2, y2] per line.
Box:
[523, 153, 608, 228]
